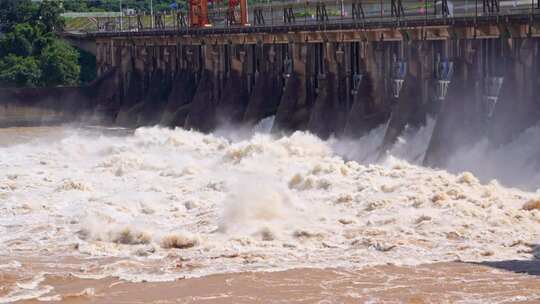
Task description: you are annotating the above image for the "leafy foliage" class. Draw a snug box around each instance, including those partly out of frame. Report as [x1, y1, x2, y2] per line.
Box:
[39, 40, 80, 86]
[0, 55, 41, 87]
[63, 1, 89, 13]
[64, 0, 179, 13]
[37, 0, 65, 32]
[0, 0, 37, 31]
[0, 23, 54, 57]
[0, 0, 84, 87]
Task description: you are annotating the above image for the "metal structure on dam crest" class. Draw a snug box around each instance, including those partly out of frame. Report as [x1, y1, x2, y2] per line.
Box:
[57, 1, 540, 165]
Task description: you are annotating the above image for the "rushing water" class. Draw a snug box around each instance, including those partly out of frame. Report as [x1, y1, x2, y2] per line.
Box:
[1, 123, 540, 302]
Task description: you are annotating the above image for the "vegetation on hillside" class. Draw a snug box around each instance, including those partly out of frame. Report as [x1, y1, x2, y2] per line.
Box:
[0, 0, 84, 87]
[64, 0, 180, 13]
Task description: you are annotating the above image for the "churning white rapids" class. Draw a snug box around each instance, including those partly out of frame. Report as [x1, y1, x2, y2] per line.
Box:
[1, 126, 540, 284]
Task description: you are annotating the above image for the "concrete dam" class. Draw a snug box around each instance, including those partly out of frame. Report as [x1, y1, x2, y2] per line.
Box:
[3, 0, 540, 167]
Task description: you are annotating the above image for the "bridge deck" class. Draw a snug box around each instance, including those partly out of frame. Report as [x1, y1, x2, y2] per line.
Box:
[64, 14, 540, 47]
[65, 0, 540, 40]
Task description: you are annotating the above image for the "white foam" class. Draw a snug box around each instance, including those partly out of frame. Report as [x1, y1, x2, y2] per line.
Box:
[0, 124, 539, 287]
[447, 124, 540, 190]
[0, 273, 53, 304]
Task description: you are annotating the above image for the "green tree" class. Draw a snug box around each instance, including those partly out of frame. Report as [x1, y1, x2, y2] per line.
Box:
[0, 23, 54, 57]
[0, 0, 86, 88]
[63, 1, 88, 12]
[36, 0, 65, 32]
[63, 0, 178, 13]
[0, 23, 55, 57]
[0, 23, 36, 57]
[0, 0, 37, 31]
[39, 40, 80, 86]
[0, 55, 41, 87]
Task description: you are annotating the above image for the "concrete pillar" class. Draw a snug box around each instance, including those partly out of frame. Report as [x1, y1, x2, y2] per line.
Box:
[160, 43, 198, 127]
[214, 44, 251, 127]
[379, 40, 424, 157]
[115, 42, 174, 127]
[307, 41, 348, 139]
[424, 39, 483, 167]
[343, 41, 390, 138]
[184, 44, 218, 132]
[344, 42, 352, 112]
[243, 44, 283, 125]
[488, 38, 540, 146]
[368, 42, 390, 111]
[114, 43, 148, 126]
[96, 43, 105, 77]
[273, 42, 309, 132]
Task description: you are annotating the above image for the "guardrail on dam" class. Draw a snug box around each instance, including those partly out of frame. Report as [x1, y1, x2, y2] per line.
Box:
[22, 1, 540, 165]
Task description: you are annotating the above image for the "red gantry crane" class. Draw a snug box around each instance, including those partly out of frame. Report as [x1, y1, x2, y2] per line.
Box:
[189, 0, 248, 27]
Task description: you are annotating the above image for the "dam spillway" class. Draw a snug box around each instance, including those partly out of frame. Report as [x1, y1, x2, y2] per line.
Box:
[4, 3, 540, 301]
[5, 0, 540, 167]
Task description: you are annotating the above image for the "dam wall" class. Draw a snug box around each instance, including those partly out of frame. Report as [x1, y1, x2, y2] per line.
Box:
[0, 3, 532, 165]
[86, 18, 540, 166]
[0, 69, 120, 127]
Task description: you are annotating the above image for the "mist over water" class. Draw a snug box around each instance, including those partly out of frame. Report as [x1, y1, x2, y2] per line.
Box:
[446, 125, 540, 191]
[333, 118, 540, 192]
[330, 118, 436, 166]
[1, 120, 540, 302]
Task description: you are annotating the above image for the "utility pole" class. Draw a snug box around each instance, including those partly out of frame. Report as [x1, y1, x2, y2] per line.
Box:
[119, 0, 123, 31]
[150, 0, 155, 28]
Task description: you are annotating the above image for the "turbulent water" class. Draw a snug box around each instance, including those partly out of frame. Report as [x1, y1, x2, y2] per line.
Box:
[1, 123, 540, 302]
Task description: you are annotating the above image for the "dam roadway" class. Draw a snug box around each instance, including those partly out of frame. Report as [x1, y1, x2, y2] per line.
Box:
[5, 0, 540, 166]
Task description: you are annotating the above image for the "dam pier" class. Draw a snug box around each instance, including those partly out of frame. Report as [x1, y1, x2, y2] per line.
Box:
[4, 0, 540, 166]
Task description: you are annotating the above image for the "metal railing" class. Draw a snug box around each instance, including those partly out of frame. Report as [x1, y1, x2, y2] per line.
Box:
[70, 0, 540, 34]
